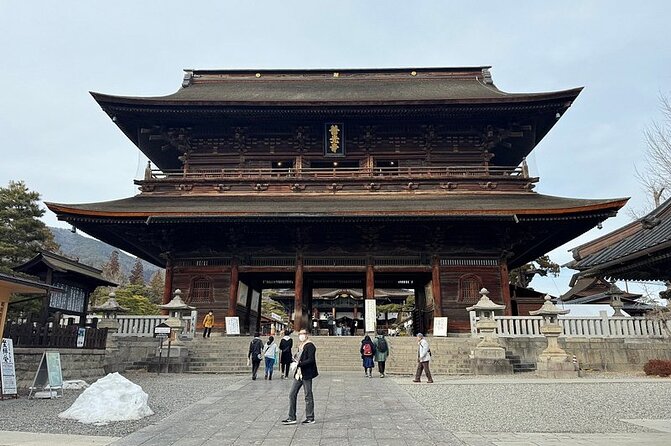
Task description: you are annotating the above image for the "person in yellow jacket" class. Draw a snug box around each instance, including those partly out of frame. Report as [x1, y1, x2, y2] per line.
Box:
[202, 310, 214, 338]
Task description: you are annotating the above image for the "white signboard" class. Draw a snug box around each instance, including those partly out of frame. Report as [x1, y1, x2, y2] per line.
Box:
[1, 338, 17, 396]
[225, 317, 240, 335]
[251, 290, 260, 313]
[434, 317, 448, 337]
[237, 282, 248, 306]
[364, 299, 377, 333]
[76, 327, 86, 348]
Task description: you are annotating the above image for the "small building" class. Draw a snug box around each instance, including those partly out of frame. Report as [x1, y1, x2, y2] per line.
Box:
[13, 250, 117, 326]
[569, 198, 671, 283]
[0, 273, 55, 337]
[561, 276, 654, 317]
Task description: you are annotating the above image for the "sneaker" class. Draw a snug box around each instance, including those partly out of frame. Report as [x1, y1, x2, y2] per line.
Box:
[427, 380, 434, 383]
[412, 379, 420, 383]
[301, 419, 316, 424]
[281, 418, 297, 425]
[380, 374, 385, 378]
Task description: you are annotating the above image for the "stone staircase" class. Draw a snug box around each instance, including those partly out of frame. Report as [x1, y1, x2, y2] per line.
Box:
[505, 350, 537, 373]
[186, 335, 478, 375]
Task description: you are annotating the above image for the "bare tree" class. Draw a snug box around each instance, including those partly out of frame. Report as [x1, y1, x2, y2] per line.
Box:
[629, 93, 671, 218]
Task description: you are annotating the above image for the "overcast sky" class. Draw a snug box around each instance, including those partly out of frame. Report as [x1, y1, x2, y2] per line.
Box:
[1, 1, 669, 296]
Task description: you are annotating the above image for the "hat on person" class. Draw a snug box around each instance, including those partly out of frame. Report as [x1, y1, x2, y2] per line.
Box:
[416, 333, 424, 338]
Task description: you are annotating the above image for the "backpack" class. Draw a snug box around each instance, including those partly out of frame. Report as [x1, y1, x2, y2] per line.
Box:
[363, 342, 373, 356]
[377, 337, 388, 353]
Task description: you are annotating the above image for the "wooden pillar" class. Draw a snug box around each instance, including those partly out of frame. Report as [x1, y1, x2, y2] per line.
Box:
[500, 262, 512, 316]
[256, 287, 263, 333]
[366, 262, 375, 300]
[294, 256, 303, 331]
[162, 259, 173, 305]
[244, 285, 253, 334]
[228, 259, 239, 317]
[0, 291, 10, 339]
[432, 256, 442, 318]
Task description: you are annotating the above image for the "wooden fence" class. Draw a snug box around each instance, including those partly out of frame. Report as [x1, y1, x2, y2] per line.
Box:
[2, 322, 108, 349]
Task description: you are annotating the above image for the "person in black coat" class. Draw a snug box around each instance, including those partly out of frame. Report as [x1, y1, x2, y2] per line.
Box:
[282, 329, 319, 425]
[248, 332, 263, 380]
[279, 330, 294, 379]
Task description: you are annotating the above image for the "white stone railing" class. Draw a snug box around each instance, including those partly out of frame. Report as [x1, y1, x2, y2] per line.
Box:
[88, 313, 197, 338]
[469, 311, 671, 338]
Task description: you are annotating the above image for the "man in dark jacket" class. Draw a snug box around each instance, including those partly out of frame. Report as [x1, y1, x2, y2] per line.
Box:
[248, 332, 263, 380]
[282, 329, 318, 425]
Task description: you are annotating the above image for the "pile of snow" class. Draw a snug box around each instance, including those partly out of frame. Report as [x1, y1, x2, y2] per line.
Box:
[62, 379, 89, 390]
[59, 372, 154, 425]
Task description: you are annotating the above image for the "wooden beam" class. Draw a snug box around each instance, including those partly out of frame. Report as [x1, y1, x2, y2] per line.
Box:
[500, 262, 512, 316]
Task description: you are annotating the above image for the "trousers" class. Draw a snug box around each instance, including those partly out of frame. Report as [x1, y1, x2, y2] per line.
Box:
[288, 378, 314, 421]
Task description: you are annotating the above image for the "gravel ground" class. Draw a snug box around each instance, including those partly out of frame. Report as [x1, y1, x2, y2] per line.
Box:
[395, 372, 671, 433]
[0, 372, 244, 438]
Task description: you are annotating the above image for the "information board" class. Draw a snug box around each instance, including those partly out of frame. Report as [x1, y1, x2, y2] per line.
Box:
[225, 317, 240, 335]
[433, 317, 449, 337]
[364, 299, 377, 333]
[30, 351, 63, 398]
[1, 338, 17, 396]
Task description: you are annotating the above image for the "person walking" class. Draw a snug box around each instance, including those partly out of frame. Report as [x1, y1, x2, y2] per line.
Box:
[279, 330, 294, 379]
[373, 331, 389, 378]
[248, 332, 264, 380]
[202, 310, 214, 338]
[360, 334, 376, 378]
[282, 329, 318, 425]
[413, 333, 433, 383]
[263, 336, 278, 380]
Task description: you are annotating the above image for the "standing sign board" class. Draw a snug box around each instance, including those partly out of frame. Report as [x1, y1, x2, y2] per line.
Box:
[433, 317, 448, 337]
[29, 351, 63, 399]
[1, 338, 18, 398]
[364, 299, 377, 333]
[225, 317, 240, 335]
[76, 327, 86, 348]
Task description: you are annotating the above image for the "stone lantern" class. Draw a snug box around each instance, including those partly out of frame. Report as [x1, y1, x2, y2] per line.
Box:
[529, 295, 578, 378]
[158, 289, 195, 343]
[606, 281, 624, 317]
[92, 291, 128, 332]
[465, 288, 511, 374]
[466, 288, 506, 358]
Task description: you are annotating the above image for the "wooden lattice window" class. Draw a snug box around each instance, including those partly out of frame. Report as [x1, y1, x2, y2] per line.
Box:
[189, 277, 213, 303]
[459, 274, 482, 302]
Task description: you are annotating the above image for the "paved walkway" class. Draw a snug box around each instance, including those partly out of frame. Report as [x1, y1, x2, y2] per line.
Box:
[3, 373, 671, 445]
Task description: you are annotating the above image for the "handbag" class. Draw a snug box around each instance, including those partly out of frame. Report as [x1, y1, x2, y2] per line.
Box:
[289, 361, 298, 378]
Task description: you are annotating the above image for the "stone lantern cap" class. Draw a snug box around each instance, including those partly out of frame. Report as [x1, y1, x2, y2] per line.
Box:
[92, 292, 129, 313]
[466, 288, 506, 312]
[158, 289, 195, 311]
[529, 295, 570, 316]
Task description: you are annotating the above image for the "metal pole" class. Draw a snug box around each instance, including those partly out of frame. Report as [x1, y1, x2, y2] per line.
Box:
[157, 337, 163, 376]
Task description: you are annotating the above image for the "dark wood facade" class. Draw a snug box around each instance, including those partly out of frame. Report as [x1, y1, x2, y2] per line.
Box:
[47, 67, 627, 333]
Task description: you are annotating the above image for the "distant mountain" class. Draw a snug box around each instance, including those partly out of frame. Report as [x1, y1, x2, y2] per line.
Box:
[50, 227, 162, 282]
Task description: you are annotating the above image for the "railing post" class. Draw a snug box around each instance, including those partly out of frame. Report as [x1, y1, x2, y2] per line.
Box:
[599, 311, 610, 337]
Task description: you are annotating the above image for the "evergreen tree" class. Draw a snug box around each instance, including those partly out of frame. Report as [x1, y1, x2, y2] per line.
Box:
[129, 257, 145, 285]
[148, 270, 165, 304]
[113, 284, 160, 315]
[509, 255, 561, 288]
[0, 181, 57, 273]
[102, 250, 126, 285]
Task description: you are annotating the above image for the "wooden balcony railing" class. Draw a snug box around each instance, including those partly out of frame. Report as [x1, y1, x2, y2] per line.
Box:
[148, 165, 526, 181]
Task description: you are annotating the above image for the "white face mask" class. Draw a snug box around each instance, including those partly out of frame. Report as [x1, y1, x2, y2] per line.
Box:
[299, 334, 307, 342]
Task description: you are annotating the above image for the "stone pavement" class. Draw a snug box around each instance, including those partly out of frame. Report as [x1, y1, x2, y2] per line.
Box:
[2, 372, 671, 445]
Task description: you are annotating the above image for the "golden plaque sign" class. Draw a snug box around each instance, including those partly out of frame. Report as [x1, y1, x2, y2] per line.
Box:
[324, 123, 345, 156]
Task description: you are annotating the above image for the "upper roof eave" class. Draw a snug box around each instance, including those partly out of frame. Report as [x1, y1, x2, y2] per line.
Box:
[89, 87, 583, 109]
[45, 194, 628, 220]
